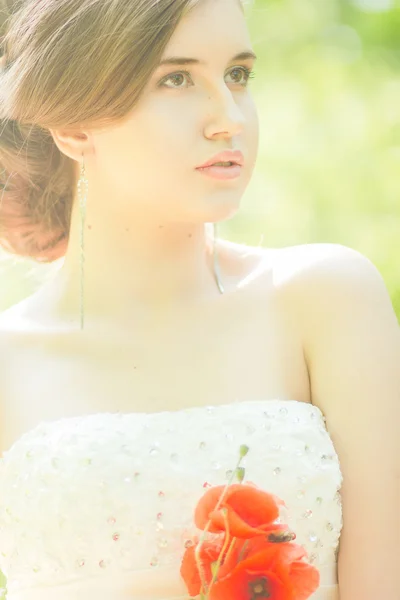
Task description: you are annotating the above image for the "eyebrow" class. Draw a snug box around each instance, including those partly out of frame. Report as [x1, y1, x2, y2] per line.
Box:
[157, 51, 258, 67]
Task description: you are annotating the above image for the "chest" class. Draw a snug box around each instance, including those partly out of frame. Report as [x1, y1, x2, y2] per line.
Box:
[0, 290, 309, 450]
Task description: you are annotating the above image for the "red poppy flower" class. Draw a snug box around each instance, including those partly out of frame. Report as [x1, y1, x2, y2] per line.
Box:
[181, 483, 319, 599]
[181, 534, 319, 600]
[209, 540, 320, 600]
[180, 537, 223, 597]
[195, 484, 286, 538]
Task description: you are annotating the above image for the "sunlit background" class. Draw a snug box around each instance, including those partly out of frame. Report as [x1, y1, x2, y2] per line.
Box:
[1, 0, 400, 317]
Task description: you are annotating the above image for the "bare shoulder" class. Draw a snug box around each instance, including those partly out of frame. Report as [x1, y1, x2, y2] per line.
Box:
[0, 327, 12, 456]
[219, 240, 389, 308]
[224, 240, 398, 357]
[262, 242, 396, 320]
[264, 243, 400, 397]
[222, 239, 391, 305]
[0, 311, 23, 397]
[264, 242, 385, 290]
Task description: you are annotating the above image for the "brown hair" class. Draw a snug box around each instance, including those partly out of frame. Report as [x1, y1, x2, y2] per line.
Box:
[0, 0, 247, 263]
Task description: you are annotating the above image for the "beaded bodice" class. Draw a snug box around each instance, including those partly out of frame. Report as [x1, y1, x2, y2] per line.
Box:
[0, 400, 343, 598]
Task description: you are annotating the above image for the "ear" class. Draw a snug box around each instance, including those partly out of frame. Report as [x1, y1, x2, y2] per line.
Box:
[48, 127, 94, 162]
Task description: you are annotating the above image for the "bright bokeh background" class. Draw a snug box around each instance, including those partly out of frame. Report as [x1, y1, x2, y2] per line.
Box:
[1, 0, 400, 317]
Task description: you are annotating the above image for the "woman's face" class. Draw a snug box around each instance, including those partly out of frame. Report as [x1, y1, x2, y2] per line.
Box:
[90, 0, 259, 225]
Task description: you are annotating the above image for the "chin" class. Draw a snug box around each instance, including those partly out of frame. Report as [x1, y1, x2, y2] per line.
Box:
[197, 194, 243, 222]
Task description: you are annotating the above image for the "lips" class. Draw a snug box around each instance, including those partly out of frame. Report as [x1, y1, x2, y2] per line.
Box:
[196, 150, 244, 169]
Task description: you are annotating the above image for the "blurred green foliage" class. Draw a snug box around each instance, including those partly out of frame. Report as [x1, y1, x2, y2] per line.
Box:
[234, 0, 400, 317]
[1, 0, 400, 319]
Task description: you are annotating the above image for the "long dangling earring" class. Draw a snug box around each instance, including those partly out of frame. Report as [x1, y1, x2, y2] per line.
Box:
[77, 153, 88, 330]
[213, 222, 224, 295]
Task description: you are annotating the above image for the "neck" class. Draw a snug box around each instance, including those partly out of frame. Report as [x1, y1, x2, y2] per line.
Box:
[47, 201, 223, 329]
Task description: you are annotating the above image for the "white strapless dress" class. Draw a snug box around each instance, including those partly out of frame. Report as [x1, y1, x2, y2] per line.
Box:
[0, 400, 343, 600]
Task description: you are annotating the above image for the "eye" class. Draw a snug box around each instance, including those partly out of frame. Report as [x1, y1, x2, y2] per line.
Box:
[226, 66, 256, 87]
[158, 71, 194, 89]
[157, 66, 256, 90]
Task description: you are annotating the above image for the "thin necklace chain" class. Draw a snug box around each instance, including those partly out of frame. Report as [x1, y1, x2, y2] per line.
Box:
[78, 160, 224, 330]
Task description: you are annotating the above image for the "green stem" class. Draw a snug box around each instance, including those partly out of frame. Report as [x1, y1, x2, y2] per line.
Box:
[208, 508, 231, 594]
[195, 452, 247, 596]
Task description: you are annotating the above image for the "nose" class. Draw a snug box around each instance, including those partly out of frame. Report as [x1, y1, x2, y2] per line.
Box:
[203, 86, 246, 141]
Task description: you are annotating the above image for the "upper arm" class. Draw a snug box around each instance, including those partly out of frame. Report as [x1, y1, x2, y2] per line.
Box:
[0, 334, 4, 457]
[0, 325, 7, 458]
[285, 244, 400, 600]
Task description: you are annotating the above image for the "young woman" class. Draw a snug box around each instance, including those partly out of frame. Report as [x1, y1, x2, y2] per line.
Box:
[0, 0, 398, 599]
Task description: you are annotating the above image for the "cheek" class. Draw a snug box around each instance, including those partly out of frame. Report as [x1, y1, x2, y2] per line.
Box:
[244, 103, 260, 164]
[131, 109, 194, 165]
[108, 122, 189, 199]
[245, 98, 259, 138]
